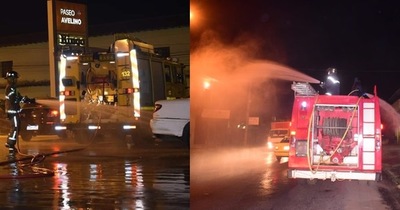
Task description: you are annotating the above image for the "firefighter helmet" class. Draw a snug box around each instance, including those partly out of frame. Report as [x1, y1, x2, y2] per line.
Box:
[327, 67, 336, 75]
[5, 71, 19, 79]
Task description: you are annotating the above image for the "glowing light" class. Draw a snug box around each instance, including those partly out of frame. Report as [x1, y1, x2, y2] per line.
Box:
[190, 5, 198, 25]
[301, 101, 307, 108]
[130, 49, 141, 118]
[55, 125, 67, 130]
[123, 125, 136, 129]
[203, 80, 211, 89]
[66, 56, 78, 60]
[88, 125, 100, 130]
[117, 52, 129, 57]
[190, 4, 204, 31]
[267, 142, 274, 150]
[59, 55, 66, 120]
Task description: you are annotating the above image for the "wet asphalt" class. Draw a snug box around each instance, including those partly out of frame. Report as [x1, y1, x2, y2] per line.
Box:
[383, 142, 400, 188]
[0, 135, 189, 210]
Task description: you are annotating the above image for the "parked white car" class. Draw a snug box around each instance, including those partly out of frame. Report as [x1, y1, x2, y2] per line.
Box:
[149, 98, 190, 146]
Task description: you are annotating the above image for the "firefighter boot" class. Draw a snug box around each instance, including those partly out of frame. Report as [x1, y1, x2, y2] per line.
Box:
[5, 139, 16, 154]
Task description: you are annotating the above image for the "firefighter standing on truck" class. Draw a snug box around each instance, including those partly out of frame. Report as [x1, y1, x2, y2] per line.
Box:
[4, 70, 34, 154]
[321, 67, 340, 95]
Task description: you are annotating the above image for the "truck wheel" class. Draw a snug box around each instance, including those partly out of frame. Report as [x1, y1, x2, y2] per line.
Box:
[182, 122, 190, 148]
[20, 131, 33, 142]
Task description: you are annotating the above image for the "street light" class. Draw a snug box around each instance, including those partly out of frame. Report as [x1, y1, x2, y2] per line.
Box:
[203, 80, 211, 90]
[190, 4, 203, 31]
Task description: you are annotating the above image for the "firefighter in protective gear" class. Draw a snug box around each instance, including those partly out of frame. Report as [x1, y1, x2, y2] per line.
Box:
[320, 67, 340, 95]
[4, 71, 34, 154]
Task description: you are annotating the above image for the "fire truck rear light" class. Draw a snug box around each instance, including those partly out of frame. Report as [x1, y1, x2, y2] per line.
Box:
[27, 125, 39, 130]
[123, 125, 137, 130]
[60, 90, 75, 96]
[123, 88, 139, 94]
[66, 56, 78, 60]
[47, 111, 58, 117]
[117, 52, 129, 57]
[290, 131, 296, 135]
[123, 88, 133, 94]
[88, 125, 101, 130]
[55, 126, 67, 130]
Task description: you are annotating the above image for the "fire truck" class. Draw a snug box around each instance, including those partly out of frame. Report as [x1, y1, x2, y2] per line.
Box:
[287, 82, 382, 182]
[56, 38, 189, 143]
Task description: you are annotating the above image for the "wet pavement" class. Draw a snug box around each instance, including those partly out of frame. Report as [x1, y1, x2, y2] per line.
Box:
[383, 142, 400, 189]
[0, 135, 189, 210]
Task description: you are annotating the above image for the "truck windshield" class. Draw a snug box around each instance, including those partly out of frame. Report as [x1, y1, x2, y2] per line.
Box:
[269, 130, 288, 137]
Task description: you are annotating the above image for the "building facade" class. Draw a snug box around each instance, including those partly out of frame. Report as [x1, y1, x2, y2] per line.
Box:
[0, 26, 189, 98]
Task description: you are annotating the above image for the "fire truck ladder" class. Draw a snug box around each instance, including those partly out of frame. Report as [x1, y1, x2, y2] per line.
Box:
[291, 82, 318, 96]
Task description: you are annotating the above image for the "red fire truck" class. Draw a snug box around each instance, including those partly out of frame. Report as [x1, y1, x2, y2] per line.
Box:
[287, 82, 382, 182]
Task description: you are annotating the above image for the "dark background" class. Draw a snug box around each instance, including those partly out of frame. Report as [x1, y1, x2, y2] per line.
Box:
[190, 0, 400, 103]
[0, 1, 188, 36]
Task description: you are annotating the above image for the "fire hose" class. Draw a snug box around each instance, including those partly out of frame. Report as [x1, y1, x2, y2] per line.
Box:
[306, 96, 362, 174]
[0, 147, 85, 179]
[0, 106, 102, 179]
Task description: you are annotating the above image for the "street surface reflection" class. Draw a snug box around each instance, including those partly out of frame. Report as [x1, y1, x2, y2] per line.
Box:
[0, 136, 189, 210]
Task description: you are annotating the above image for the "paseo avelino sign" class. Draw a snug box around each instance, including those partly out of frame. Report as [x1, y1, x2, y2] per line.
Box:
[60, 8, 82, 25]
[55, 1, 87, 46]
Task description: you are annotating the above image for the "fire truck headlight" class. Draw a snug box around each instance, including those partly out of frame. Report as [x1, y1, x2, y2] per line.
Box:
[267, 142, 274, 150]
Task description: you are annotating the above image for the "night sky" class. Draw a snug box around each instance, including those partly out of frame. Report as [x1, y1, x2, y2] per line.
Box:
[191, 0, 400, 102]
[0, 1, 188, 36]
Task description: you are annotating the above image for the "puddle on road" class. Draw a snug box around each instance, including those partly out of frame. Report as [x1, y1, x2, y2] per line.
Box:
[0, 152, 189, 209]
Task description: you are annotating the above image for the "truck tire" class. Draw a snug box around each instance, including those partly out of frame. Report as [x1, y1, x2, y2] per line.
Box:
[182, 122, 190, 148]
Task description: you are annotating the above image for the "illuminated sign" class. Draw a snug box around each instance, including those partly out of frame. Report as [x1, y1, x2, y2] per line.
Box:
[99, 53, 116, 62]
[79, 55, 94, 63]
[58, 34, 85, 46]
[55, 1, 87, 35]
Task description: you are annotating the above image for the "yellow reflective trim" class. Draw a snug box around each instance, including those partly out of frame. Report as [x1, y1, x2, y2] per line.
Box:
[141, 106, 155, 111]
